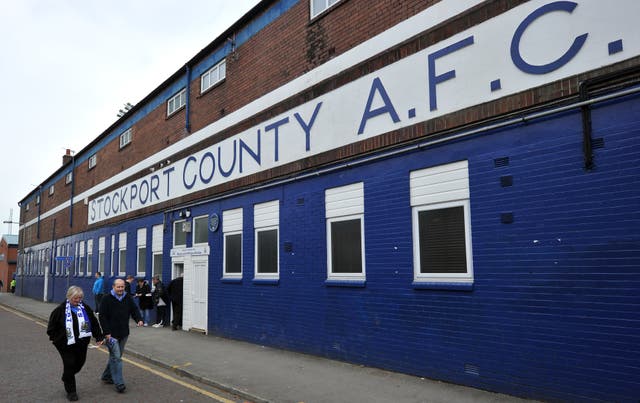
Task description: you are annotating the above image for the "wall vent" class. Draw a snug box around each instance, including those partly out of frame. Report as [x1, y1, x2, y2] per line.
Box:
[494, 157, 509, 167]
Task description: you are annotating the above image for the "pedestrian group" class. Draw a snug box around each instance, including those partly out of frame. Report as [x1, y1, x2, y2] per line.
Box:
[47, 273, 183, 401]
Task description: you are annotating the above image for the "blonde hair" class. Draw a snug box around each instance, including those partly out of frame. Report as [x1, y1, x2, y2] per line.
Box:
[66, 285, 84, 300]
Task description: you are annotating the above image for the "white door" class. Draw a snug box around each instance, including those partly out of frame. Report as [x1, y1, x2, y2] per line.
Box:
[191, 257, 208, 332]
[180, 255, 208, 333]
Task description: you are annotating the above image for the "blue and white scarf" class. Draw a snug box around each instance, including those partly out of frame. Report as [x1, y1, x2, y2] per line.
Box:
[65, 300, 92, 345]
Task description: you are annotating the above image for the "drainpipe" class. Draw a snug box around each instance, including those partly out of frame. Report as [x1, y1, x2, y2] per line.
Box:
[185, 65, 192, 133]
[36, 186, 42, 239]
[69, 153, 75, 227]
[579, 65, 640, 170]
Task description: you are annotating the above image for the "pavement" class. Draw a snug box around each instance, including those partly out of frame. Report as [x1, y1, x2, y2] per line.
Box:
[0, 292, 532, 403]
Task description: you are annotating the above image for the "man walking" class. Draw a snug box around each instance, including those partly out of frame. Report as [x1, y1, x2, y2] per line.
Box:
[92, 272, 104, 313]
[98, 278, 143, 393]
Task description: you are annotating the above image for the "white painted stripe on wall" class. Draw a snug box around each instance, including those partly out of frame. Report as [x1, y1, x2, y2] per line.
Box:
[21, 0, 483, 231]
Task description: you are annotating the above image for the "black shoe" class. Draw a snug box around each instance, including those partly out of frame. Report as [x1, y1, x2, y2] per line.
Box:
[102, 378, 114, 384]
[116, 384, 126, 393]
[67, 392, 79, 401]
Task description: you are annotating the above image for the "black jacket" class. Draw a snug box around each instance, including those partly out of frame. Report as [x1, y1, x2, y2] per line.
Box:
[136, 281, 153, 310]
[99, 292, 143, 339]
[47, 301, 103, 350]
[152, 280, 169, 306]
[167, 277, 183, 305]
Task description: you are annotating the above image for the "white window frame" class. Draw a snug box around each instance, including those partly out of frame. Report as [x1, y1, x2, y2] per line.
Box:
[119, 128, 132, 149]
[193, 215, 209, 245]
[201, 59, 226, 93]
[310, 0, 342, 19]
[137, 227, 147, 277]
[223, 208, 243, 279]
[325, 182, 366, 281]
[152, 224, 163, 278]
[118, 232, 127, 277]
[55, 245, 61, 275]
[88, 154, 97, 170]
[167, 88, 186, 116]
[110, 234, 115, 277]
[254, 200, 279, 280]
[173, 220, 187, 248]
[86, 239, 94, 276]
[48, 184, 55, 196]
[98, 236, 106, 275]
[36, 195, 40, 205]
[65, 172, 73, 184]
[78, 241, 86, 277]
[410, 161, 474, 284]
[25, 203, 29, 211]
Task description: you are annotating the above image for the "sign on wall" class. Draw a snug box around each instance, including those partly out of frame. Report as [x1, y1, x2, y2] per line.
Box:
[88, 0, 640, 224]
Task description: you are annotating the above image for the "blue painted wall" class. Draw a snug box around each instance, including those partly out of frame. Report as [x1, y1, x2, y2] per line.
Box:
[19, 91, 640, 401]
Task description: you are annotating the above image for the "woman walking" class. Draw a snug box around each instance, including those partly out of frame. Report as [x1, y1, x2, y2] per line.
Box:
[47, 286, 104, 401]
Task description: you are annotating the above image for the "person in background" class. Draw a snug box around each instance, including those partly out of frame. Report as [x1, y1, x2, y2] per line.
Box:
[10, 278, 16, 293]
[0, 279, 4, 292]
[167, 274, 183, 331]
[151, 275, 169, 328]
[98, 278, 143, 394]
[47, 286, 104, 401]
[135, 278, 153, 326]
[124, 275, 135, 296]
[92, 272, 104, 313]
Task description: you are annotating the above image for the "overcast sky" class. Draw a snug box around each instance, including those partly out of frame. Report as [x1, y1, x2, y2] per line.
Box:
[0, 0, 260, 235]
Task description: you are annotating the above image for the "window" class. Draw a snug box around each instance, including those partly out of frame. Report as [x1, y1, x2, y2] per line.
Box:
[55, 245, 61, 275]
[174, 220, 187, 247]
[201, 59, 226, 93]
[110, 234, 115, 277]
[36, 195, 40, 205]
[137, 227, 147, 276]
[325, 182, 365, 281]
[86, 239, 94, 276]
[254, 201, 279, 279]
[98, 236, 106, 276]
[48, 185, 55, 196]
[152, 224, 163, 277]
[119, 128, 132, 149]
[167, 88, 186, 116]
[118, 232, 127, 276]
[193, 215, 209, 245]
[311, 0, 342, 19]
[65, 172, 73, 184]
[78, 241, 86, 277]
[410, 161, 473, 284]
[223, 208, 243, 278]
[88, 154, 97, 170]
[25, 203, 29, 212]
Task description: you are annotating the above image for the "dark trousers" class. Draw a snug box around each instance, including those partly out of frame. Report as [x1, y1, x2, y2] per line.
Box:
[94, 293, 104, 313]
[171, 301, 182, 328]
[156, 305, 167, 325]
[55, 342, 89, 393]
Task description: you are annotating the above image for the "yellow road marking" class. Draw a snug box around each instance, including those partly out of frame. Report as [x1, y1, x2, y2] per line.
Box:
[0, 304, 47, 327]
[1, 304, 237, 403]
[172, 362, 193, 369]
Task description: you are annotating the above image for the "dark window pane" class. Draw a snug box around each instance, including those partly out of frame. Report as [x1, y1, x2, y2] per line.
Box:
[194, 217, 209, 244]
[174, 222, 187, 246]
[138, 247, 147, 273]
[153, 254, 163, 277]
[418, 206, 467, 274]
[257, 229, 278, 274]
[225, 234, 242, 274]
[331, 219, 362, 274]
